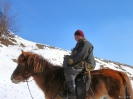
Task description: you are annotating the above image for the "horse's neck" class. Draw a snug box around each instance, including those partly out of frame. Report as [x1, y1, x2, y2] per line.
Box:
[32, 73, 46, 91]
[32, 66, 64, 92]
[32, 66, 52, 91]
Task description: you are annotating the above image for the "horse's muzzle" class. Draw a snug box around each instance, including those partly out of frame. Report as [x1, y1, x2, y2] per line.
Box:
[11, 75, 20, 84]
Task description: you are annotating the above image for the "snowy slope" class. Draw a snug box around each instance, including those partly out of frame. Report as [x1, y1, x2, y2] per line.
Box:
[0, 34, 133, 99]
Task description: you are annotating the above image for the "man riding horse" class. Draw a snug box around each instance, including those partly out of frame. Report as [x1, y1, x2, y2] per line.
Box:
[63, 29, 96, 99]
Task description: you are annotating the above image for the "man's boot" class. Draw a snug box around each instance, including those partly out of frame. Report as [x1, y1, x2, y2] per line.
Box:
[67, 80, 76, 99]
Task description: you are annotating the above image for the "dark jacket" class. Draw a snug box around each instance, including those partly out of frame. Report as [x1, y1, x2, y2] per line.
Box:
[68, 38, 96, 69]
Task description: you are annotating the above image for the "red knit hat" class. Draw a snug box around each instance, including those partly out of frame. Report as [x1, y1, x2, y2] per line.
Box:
[74, 30, 84, 38]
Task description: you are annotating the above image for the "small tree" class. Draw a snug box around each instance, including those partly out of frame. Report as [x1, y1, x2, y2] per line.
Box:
[0, 0, 20, 38]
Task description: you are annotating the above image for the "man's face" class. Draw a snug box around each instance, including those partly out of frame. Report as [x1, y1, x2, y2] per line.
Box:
[74, 35, 82, 42]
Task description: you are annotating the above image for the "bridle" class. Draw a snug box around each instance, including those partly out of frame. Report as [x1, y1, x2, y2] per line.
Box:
[21, 74, 34, 99]
[19, 61, 40, 82]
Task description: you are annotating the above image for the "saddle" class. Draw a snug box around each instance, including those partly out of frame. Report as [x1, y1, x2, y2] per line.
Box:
[60, 71, 91, 99]
[75, 71, 91, 99]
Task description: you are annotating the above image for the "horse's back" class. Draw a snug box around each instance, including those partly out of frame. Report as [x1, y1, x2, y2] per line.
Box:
[90, 68, 126, 87]
[88, 68, 133, 99]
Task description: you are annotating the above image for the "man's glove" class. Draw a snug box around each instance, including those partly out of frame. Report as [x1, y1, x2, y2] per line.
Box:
[68, 58, 73, 65]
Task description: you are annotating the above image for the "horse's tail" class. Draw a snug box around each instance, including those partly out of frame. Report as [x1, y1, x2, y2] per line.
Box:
[119, 71, 133, 99]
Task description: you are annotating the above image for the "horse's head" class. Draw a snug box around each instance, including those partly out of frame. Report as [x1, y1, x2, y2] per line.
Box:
[11, 50, 34, 84]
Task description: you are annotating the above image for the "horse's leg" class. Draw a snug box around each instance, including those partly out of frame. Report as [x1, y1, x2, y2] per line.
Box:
[108, 83, 125, 99]
[96, 81, 109, 99]
[107, 73, 130, 99]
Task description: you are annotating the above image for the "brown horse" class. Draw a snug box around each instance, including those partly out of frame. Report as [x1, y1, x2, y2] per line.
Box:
[11, 50, 133, 99]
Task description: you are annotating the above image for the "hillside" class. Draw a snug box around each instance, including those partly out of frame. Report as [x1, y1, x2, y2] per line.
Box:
[0, 34, 133, 99]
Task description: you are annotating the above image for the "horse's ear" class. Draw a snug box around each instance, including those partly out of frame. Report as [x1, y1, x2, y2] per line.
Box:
[21, 50, 24, 54]
[21, 50, 26, 57]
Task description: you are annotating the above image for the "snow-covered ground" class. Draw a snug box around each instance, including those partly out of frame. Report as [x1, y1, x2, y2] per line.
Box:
[0, 35, 133, 99]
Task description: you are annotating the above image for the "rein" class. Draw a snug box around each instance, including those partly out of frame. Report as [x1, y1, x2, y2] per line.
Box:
[22, 75, 34, 99]
[22, 70, 63, 99]
[21, 72, 42, 99]
[26, 79, 34, 99]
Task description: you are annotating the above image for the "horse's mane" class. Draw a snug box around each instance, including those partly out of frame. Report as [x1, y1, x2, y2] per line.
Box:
[17, 51, 54, 73]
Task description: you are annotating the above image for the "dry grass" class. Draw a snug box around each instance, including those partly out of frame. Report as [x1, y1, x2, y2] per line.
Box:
[20, 43, 26, 47]
[9, 38, 17, 43]
[36, 44, 45, 49]
[0, 38, 15, 46]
